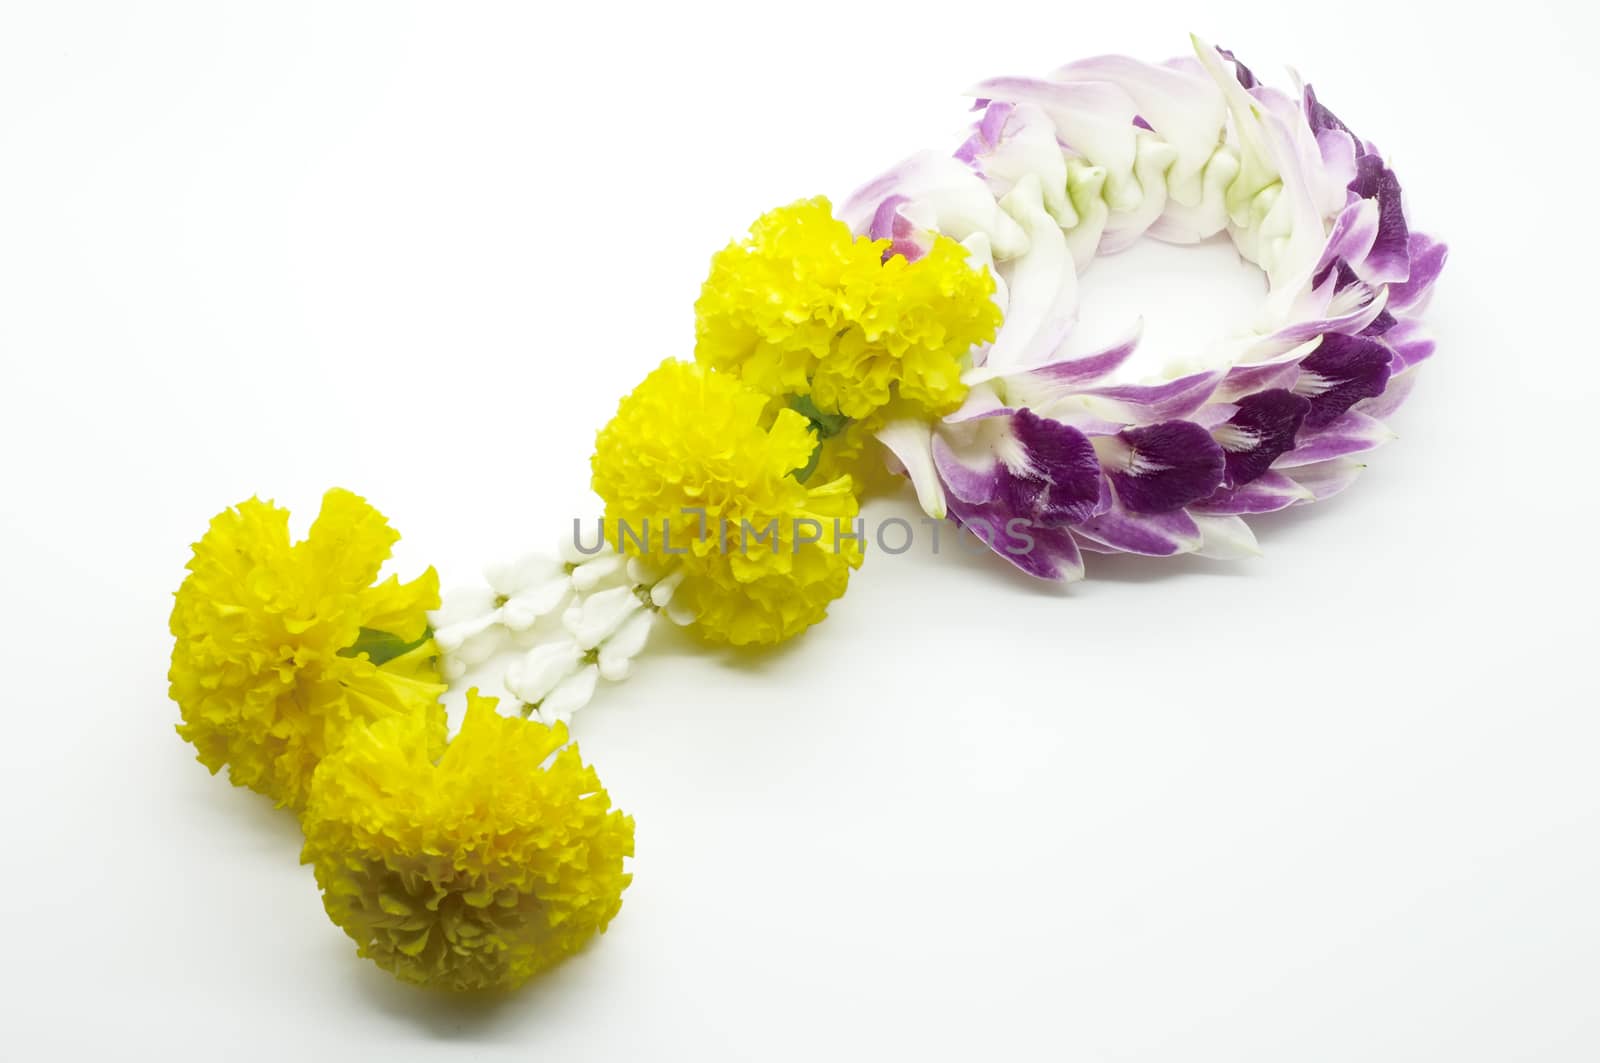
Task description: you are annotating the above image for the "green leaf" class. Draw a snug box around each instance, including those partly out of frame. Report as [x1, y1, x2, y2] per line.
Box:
[786, 394, 850, 483]
[787, 394, 850, 440]
[339, 627, 432, 666]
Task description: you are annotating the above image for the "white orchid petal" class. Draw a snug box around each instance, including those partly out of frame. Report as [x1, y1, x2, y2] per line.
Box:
[1191, 514, 1263, 560]
[874, 419, 946, 519]
[500, 576, 571, 631]
[540, 664, 599, 722]
[505, 639, 583, 705]
[436, 612, 508, 662]
[648, 566, 687, 607]
[571, 553, 625, 592]
[626, 557, 664, 587]
[988, 174, 1076, 373]
[604, 607, 655, 662]
[483, 553, 564, 598]
[567, 584, 644, 649]
[427, 586, 498, 631]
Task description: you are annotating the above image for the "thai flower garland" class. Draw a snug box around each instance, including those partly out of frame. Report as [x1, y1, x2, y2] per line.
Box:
[168, 39, 1445, 992]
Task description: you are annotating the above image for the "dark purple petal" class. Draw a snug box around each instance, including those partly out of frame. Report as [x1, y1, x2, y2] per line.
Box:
[1296, 334, 1393, 429]
[1388, 232, 1448, 311]
[1213, 389, 1311, 486]
[1191, 472, 1312, 515]
[1303, 83, 1360, 148]
[1074, 503, 1203, 556]
[1360, 306, 1398, 336]
[1132, 114, 1154, 131]
[1103, 421, 1226, 514]
[1349, 154, 1410, 282]
[1312, 257, 1365, 294]
[1216, 46, 1259, 90]
[1007, 410, 1103, 525]
[946, 496, 1085, 582]
[933, 412, 1102, 526]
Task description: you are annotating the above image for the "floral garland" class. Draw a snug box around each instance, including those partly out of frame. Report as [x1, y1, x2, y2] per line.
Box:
[169, 39, 1445, 992]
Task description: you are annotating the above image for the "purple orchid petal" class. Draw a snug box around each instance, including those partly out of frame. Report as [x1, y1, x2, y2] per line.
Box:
[1348, 154, 1410, 284]
[946, 496, 1086, 582]
[1303, 83, 1360, 147]
[838, 150, 1028, 256]
[932, 411, 1102, 526]
[954, 101, 1017, 164]
[868, 195, 906, 242]
[1313, 199, 1379, 283]
[1352, 368, 1417, 420]
[1272, 411, 1394, 467]
[1215, 46, 1259, 89]
[1388, 232, 1448, 311]
[1382, 319, 1436, 373]
[1315, 127, 1360, 192]
[932, 433, 1001, 505]
[1191, 471, 1314, 515]
[1295, 333, 1393, 429]
[1360, 306, 1398, 337]
[1279, 272, 1392, 347]
[867, 194, 933, 263]
[967, 76, 1142, 208]
[1098, 421, 1226, 514]
[1074, 369, 1224, 423]
[1008, 410, 1104, 525]
[1216, 358, 1304, 402]
[992, 323, 1142, 405]
[1074, 502, 1204, 556]
[1212, 389, 1312, 486]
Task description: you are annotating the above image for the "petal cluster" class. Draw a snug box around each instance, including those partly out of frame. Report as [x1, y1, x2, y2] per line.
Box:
[300, 690, 634, 991]
[694, 197, 1001, 422]
[169, 489, 446, 810]
[841, 40, 1446, 579]
[591, 359, 862, 646]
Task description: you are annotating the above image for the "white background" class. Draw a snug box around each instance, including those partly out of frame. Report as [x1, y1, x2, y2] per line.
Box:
[4, 2, 1598, 1059]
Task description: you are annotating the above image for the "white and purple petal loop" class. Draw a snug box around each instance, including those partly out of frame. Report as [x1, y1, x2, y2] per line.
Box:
[848, 38, 1446, 578]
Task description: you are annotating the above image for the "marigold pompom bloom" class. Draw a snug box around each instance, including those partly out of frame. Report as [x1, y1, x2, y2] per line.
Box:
[170, 489, 446, 810]
[592, 359, 862, 646]
[694, 197, 1001, 423]
[300, 690, 635, 991]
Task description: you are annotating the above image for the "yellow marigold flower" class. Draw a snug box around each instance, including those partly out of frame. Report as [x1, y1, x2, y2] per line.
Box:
[169, 489, 446, 811]
[694, 196, 1001, 422]
[300, 690, 635, 992]
[591, 359, 862, 646]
